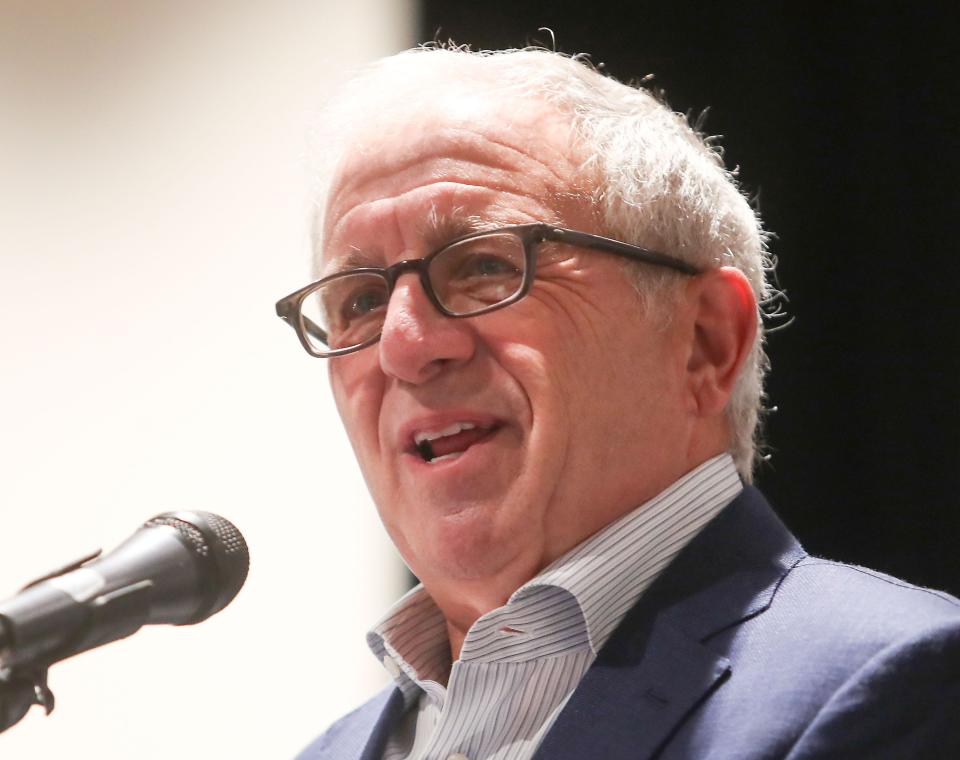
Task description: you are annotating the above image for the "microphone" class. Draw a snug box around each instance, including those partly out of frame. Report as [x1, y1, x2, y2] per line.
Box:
[0, 511, 248, 731]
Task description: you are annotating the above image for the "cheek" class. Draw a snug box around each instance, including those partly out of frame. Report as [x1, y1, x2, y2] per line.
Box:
[527, 315, 675, 459]
[595, 334, 685, 445]
[490, 336, 578, 466]
[329, 359, 385, 460]
[482, 301, 600, 432]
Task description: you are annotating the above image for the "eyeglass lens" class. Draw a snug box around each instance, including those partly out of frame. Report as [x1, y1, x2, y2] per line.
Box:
[299, 232, 527, 353]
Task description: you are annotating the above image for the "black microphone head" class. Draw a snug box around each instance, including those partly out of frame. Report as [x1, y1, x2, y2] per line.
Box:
[141, 511, 249, 624]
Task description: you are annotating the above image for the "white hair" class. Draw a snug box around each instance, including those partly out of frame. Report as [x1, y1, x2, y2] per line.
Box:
[309, 45, 773, 480]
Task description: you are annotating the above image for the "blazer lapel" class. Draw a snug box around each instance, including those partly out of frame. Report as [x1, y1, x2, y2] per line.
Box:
[533, 618, 731, 760]
[533, 486, 805, 760]
[357, 688, 406, 760]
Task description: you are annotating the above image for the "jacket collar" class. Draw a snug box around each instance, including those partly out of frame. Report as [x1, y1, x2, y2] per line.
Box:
[531, 485, 806, 760]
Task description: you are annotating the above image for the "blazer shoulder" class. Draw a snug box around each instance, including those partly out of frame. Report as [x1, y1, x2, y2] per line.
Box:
[781, 605, 960, 759]
[786, 555, 960, 631]
[756, 554, 960, 682]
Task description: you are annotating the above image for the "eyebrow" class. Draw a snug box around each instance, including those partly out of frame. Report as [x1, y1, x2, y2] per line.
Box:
[322, 207, 518, 276]
[418, 207, 504, 248]
[324, 247, 382, 275]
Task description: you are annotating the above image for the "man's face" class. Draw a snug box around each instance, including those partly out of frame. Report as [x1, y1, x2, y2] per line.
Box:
[322, 90, 694, 591]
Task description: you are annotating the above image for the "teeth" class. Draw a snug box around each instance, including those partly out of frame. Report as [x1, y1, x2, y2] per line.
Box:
[413, 422, 477, 446]
[429, 452, 462, 464]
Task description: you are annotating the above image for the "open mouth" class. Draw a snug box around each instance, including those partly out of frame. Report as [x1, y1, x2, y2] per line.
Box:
[412, 421, 499, 464]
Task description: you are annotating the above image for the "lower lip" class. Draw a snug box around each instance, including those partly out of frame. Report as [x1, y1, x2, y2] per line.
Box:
[406, 426, 502, 472]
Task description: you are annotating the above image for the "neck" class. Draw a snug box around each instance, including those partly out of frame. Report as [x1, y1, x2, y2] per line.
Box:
[427, 567, 537, 661]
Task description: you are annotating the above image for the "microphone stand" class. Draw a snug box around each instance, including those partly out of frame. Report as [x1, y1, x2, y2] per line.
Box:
[0, 580, 155, 734]
[0, 549, 99, 734]
[0, 566, 157, 733]
[0, 661, 55, 733]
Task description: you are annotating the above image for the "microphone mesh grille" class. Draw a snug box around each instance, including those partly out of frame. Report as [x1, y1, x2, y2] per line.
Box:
[203, 513, 246, 556]
[142, 510, 248, 621]
[143, 516, 209, 556]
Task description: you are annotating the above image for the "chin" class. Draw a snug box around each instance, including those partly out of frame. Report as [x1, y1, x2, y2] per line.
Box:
[417, 506, 517, 582]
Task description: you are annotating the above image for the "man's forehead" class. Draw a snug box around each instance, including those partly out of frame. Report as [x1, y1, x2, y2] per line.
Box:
[318, 97, 584, 266]
[329, 91, 567, 193]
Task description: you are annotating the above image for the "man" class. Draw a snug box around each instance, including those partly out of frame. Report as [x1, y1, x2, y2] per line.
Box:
[278, 46, 960, 759]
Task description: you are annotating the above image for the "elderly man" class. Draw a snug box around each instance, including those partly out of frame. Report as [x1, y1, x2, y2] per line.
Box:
[279, 47, 960, 760]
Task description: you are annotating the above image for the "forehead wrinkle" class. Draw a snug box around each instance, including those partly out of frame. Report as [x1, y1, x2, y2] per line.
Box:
[327, 180, 562, 251]
[327, 121, 577, 223]
[329, 163, 553, 231]
[478, 130, 577, 188]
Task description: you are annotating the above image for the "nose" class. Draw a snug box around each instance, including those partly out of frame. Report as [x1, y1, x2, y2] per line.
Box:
[378, 273, 476, 383]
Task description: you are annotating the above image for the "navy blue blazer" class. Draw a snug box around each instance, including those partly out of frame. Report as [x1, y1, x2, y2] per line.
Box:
[297, 486, 960, 759]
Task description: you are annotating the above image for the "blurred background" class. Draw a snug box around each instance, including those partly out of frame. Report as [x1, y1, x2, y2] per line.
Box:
[1, 1, 414, 757]
[1, 1, 956, 758]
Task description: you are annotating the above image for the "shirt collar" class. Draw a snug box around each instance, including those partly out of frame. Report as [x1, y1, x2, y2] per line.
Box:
[368, 453, 742, 696]
[512, 452, 742, 653]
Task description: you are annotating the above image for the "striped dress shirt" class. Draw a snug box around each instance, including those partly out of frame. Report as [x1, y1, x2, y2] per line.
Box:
[367, 453, 743, 760]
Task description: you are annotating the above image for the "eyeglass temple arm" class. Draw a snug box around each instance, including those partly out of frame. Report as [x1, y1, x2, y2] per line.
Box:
[301, 317, 328, 343]
[548, 227, 702, 276]
[277, 302, 329, 344]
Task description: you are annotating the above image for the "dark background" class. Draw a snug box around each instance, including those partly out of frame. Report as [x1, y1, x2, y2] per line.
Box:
[420, 3, 959, 595]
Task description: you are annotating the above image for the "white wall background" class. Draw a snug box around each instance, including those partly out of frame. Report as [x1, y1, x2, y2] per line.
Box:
[0, 1, 414, 757]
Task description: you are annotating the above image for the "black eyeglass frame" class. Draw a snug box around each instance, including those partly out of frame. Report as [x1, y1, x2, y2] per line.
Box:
[275, 222, 703, 358]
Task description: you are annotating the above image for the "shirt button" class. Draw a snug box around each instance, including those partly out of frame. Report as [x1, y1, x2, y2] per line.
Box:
[381, 655, 401, 679]
[447, 754, 470, 760]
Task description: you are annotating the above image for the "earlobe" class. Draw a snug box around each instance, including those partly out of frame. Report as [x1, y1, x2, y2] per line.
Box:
[685, 267, 758, 417]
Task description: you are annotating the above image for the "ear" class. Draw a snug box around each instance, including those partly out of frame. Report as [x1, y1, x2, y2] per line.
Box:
[683, 267, 758, 418]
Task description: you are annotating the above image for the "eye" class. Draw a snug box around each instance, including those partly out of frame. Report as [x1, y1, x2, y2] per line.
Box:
[342, 286, 387, 318]
[429, 233, 526, 312]
[475, 255, 517, 276]
[455, 252, 521, 279]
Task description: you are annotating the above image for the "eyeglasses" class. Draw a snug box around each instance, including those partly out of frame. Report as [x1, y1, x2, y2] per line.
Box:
[275, 222, 702, 358]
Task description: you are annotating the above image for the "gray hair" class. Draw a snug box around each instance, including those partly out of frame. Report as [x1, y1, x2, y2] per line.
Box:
[310, 45, 773, 480]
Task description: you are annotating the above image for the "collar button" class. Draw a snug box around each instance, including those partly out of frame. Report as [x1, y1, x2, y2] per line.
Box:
[381, 655, 401, 679]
